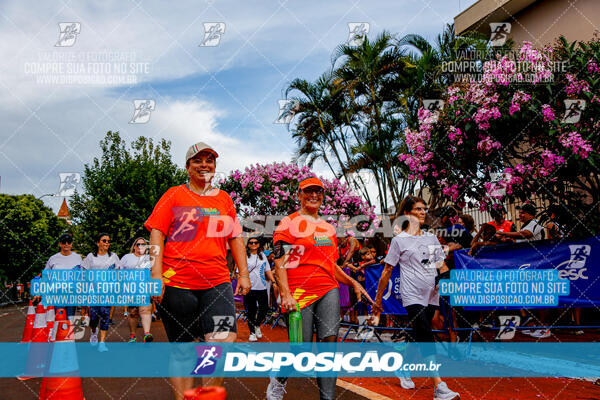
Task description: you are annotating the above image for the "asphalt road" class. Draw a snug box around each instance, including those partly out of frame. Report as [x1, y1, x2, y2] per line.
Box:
[0, 303, 368, 400]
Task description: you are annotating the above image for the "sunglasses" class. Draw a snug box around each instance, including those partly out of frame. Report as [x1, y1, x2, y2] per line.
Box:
[135, 243, 146, 247]
[302, 188, 324, 195]
[100, 239, 110, 243]
[248, 241, 259, 245]
[59, 240, 73, 244]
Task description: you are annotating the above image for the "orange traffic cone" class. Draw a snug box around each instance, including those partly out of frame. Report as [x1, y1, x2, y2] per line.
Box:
[31, 305, 48, 343]
[46, 306, 55, 343]
[183, 386, 226, 400]
[19, 304, 49, 380]
[39, 308, 84, 400]
[21, 301, 36, 343]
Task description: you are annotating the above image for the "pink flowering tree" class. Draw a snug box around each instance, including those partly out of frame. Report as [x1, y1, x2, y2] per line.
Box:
[218, 162, 376, 236]
[399, 37, 600, 232]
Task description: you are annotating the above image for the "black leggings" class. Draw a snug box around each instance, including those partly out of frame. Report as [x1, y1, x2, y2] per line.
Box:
[243, 289, 268, 334]
[405, 304, 436, 357]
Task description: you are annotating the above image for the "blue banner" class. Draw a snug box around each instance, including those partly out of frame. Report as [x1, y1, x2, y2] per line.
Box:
[364, 264, 407, 315]
[7, 342, 600, 378]
[454, 236, 600, 308]
[31, 269, 161, 306]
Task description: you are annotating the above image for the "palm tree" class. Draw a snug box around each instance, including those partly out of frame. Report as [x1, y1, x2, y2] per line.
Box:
[332, 31, 409, 212]
[286, 73, 374, 204]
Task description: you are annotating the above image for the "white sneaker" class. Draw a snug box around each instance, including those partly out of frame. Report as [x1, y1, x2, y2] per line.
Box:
[90, 331, 98, 346]
[98, 342, 108, 352]
[575, 330, 584, 335]
[434, 381, 460, 400]
[266, 377, 287, 400]
[249, 333, 258, 342]
[399, 376, 415, 389]
[530, 329, 551, 338]
[256, 327, 262, 338]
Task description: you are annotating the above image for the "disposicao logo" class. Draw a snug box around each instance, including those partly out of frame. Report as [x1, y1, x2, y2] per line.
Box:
[192, 345, 222, 375]
[224, 351, 404, 373]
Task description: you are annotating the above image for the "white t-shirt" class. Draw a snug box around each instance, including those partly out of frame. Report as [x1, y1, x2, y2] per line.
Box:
[119, 253, 151, 270]
[383, 231, 445, 307]
[517, 219, 544, 242]
[245, 253, 271, 291]
[82, 253, 120, 270]
[45, 252, 83, 270]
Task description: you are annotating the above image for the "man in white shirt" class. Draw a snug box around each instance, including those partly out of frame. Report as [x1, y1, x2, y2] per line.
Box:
[496, 203, 544, 243]
[43, 233, 82, 318]
[45, 233, 83, 270]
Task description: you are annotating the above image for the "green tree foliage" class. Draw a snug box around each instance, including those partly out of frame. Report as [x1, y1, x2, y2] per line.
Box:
[0, 194, 66, 284]
[69, 131, 187, 256]
[400, 36, 600, 233]
[286, 24, 487, 212]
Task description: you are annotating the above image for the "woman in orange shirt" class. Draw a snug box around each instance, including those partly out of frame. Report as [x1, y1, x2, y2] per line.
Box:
[266, 176, 373, 400]
[145, 142, 250, 400]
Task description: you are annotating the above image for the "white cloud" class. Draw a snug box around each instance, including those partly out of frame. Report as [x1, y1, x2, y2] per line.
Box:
[0, 0, 479, 214]
[150, 99, 292, 174]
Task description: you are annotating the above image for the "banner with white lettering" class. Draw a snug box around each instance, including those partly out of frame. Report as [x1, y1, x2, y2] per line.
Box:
[454, 236, 600, 307]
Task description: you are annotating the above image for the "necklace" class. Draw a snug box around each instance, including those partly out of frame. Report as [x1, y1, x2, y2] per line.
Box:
[248, 254, 262, 273]
[187, 183, 214, 196]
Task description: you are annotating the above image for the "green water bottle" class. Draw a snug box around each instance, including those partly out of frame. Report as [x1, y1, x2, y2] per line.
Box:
[289, 303, 302, 342]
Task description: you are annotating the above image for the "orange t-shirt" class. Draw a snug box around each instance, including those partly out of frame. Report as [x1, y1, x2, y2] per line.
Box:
[144, 185, 242, 290]
[273, 212, 339, 309]
[340, 237, 361, 261]
[488, 219, 513, 233]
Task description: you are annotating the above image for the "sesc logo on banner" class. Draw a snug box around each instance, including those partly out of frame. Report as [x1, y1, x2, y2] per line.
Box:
[557, 245, 590, 281]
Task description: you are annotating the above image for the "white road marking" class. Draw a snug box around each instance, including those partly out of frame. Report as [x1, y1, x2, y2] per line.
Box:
[336, 378, 395, 400]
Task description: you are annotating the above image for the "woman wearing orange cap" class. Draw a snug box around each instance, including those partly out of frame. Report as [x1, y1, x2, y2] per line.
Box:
[145, 142, 250, 400]
[266, 176, 373, 400]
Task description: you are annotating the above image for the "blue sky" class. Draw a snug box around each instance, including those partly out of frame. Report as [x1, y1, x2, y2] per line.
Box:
[0, 0, 477, 212]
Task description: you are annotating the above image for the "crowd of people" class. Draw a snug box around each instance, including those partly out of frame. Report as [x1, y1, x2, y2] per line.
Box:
[35, 141, 586, 400]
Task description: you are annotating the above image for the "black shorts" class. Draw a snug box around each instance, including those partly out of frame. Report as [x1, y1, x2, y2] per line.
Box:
[159, 282, 237, 342]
